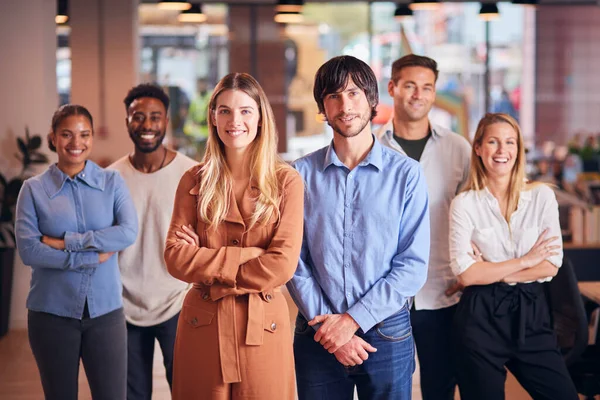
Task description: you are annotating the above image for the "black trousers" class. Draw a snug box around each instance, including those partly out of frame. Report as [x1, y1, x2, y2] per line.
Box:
[28, 307, 127, 400]
[411, 304, 458, 400]
[453, 282, 578, 400]
[126, 312, 179, 400]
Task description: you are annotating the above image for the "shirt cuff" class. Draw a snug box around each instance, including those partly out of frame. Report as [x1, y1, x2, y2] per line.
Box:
[347, 301, 378, 333]
[82, 251, 99, 268]
[64, 231, 83, 252]
[219, 246, 242, 287]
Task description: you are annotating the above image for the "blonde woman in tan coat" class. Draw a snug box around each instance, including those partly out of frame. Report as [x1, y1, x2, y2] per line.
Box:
[164, 72, 304, 400]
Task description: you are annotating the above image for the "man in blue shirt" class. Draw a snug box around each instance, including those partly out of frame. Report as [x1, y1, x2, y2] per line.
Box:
[289, 55, 430, 399]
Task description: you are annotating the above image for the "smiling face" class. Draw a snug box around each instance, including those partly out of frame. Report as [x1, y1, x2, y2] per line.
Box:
[126, 97, 168, 154]
[475, 122, 519, 180]
[322, 77, 372, 139]
[388, 66, 436, 123]
[211, 89, 260, 155]
[51, 114, 93, 173]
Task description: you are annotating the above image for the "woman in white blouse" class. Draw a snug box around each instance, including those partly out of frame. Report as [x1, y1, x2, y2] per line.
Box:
[449, 113, 577, 400]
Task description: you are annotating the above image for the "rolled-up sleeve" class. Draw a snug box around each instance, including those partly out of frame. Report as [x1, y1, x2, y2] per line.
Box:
[449, 195, 476, 277]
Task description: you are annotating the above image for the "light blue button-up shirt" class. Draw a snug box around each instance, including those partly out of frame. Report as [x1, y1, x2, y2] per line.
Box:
[288, 137, 430, 333]
[15, 161, 138, 319]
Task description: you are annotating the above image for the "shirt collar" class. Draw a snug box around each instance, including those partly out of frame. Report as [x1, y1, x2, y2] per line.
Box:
[381, 118, 441, 142]
[323, 134, 383, 172]
[43, 161, 105, 198]
[481, 183, 533, 207]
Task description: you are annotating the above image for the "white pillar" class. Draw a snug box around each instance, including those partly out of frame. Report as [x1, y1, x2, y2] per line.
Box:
[70, 0, 139, 165]
[0, 0, 57, 330]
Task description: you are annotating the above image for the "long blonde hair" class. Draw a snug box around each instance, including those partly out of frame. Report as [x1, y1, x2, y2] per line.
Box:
[464, 113, 528, 222]
[196, 72, 291, 230]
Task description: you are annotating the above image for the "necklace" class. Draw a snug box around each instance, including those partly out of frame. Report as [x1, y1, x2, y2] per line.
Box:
[130, 147, 168, 173]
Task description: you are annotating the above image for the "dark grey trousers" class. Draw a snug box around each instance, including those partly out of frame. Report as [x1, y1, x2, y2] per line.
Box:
[28, 307, 127, 400]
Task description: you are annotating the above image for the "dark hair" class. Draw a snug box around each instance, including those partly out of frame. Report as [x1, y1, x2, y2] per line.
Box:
[313, 56, 378, 120]
[123, 83, 170, 112]
[47, 104, 94, 152]
[391, 54, 439, 83]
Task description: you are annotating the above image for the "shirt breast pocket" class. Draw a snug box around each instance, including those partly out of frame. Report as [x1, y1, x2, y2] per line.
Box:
[472, 227, 501, 260]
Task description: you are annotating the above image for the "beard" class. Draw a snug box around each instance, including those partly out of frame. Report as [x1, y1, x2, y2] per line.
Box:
[129, 128, 166, 154]
[326, 112, 370, 139]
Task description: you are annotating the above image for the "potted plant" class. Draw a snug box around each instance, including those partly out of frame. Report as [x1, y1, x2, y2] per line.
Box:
[0, 128, 48, 337]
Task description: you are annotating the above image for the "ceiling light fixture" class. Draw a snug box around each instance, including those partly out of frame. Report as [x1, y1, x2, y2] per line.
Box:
[158, 0, 192, 11]
[479, 3, 500, 21]
[274, 11, 303, 24]
[56, 0, 69, 24]
[178, 3, 206, 23]
[409, 0, 440, 11]
[394, 4, 413, 21]
[275, 0, 304, 13]
[274, 0, 304, 24]
[512, 0, 539, 7]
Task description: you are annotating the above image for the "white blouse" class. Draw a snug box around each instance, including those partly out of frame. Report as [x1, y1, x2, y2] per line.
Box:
[449, 184, 562, 282]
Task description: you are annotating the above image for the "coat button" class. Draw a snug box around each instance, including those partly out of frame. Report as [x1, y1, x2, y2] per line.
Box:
[191, 317, 198, 326]
[270, 322, 277, 331]
[202, 292, 209, 300]
[232, 239, 239, 245]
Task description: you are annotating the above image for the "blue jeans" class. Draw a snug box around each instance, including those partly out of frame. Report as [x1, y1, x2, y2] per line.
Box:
[294, 304, 415, 400]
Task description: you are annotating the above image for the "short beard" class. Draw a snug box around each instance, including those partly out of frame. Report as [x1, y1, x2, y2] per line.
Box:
[326, 114, 370, 139]
[129, 130, 166, 154]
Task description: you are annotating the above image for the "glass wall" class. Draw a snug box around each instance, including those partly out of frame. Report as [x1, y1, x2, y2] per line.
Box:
[138, 4, 229, 159]
[55, 2, 531, 160]
[283, 2, 530, 158]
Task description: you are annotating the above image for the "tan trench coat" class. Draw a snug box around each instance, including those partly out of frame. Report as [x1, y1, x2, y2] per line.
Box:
[164, 164, 304, 400]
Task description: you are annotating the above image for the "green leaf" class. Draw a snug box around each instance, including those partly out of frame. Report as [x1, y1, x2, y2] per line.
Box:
[29, 136, 42, 150]
[17, 138, 27, 155]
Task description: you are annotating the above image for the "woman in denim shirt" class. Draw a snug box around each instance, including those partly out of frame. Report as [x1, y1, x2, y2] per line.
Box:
[15, 104, 138, 400]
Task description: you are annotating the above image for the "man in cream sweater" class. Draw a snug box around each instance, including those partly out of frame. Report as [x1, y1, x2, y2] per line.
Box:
[109, 83, 198, 400]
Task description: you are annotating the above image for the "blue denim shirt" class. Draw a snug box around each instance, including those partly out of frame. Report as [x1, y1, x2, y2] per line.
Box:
[288, 137, 430, 333]
[15, 161, 138, 319]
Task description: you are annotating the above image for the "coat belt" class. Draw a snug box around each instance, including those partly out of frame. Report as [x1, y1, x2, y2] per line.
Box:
[211, 287, 280, 383]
